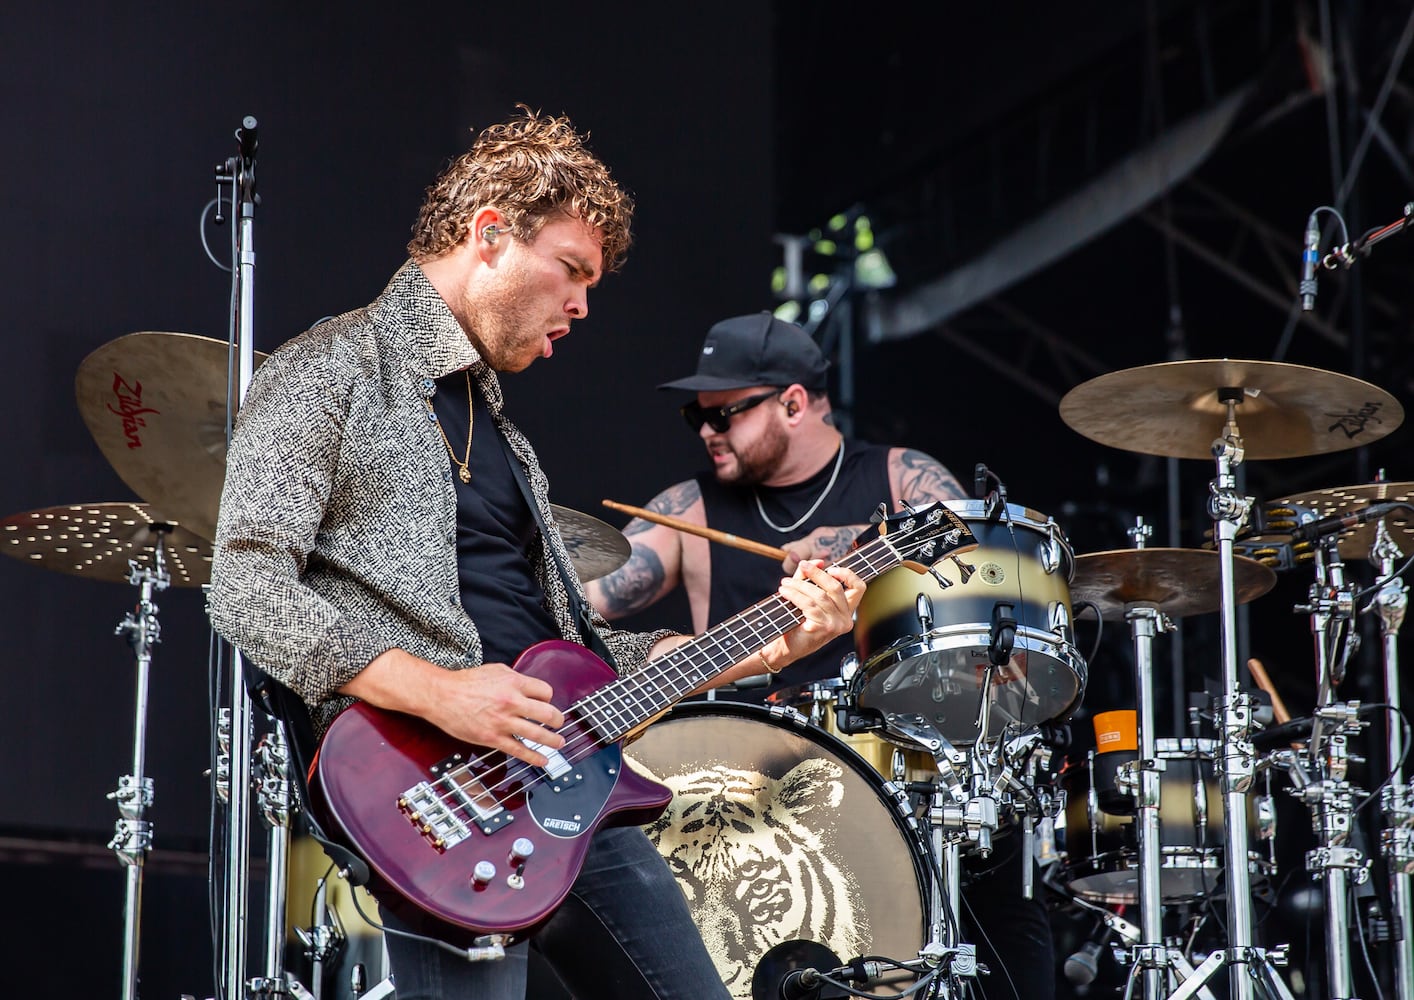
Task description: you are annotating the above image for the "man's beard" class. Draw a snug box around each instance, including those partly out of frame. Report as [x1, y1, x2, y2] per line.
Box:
[714, 420, 790, 486]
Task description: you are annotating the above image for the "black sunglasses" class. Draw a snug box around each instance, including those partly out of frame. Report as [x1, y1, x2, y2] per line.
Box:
[681, 389, 783, 433]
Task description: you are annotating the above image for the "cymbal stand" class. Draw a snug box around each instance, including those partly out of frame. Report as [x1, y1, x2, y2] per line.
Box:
[1289, 536, 1372, 1000]
[1170, 396, 1293, 1000]
[1113, 603, 1177, 1000]
[1369, 521, 1414, 999]
[110, 531, 171, 1000]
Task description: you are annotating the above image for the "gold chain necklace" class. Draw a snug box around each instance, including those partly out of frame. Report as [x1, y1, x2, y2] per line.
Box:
[426, 369, 474, 483]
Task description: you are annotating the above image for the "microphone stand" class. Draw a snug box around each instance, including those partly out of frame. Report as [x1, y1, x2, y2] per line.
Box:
[214, 115, 264, 1000]
[1321, 201, 1414, 271]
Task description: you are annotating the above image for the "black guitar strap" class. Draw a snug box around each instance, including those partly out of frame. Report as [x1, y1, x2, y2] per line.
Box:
[494, 419, 620, 671]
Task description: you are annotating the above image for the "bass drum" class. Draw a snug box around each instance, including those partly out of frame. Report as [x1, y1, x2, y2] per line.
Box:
[626, 702, 931, 1000]
[1061, 737, 1276, 903]
[852, 500, 1086, 745]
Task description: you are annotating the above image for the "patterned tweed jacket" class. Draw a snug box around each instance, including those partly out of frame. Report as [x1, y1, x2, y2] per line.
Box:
[207, 260, 672, 738]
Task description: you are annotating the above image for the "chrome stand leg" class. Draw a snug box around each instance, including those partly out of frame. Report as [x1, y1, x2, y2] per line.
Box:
[110, 541, 170, 1000]
[1371, 523, 1414, 1000]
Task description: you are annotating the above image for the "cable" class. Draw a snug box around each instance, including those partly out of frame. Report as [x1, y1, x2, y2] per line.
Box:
[200, 197, 232, 272]
[1353, 703, 1412, 815]
[959, 891, 1022, 1000]
[1073, 599, 1104, 667]
[1350, 878, 1387, 1000]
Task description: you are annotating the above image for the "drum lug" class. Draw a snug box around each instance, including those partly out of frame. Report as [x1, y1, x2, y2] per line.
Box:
[1041, 521, 1067, 576]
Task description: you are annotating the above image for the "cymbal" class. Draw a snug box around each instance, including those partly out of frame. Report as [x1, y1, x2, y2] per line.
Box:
[1268, 481, 1414, 561]
[1070, 547, 1277, 622]
[1059, 359, 1402, 460]
[75, 332, 268, 543]
[551, 504, 630, 582]
[0, 503, 213, 587]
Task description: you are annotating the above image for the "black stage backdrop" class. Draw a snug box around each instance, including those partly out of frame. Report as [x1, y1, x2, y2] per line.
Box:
[4, 3, 1413, 997]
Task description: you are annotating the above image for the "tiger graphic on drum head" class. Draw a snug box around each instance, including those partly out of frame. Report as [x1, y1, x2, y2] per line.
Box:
[627, 702, 930, 1000]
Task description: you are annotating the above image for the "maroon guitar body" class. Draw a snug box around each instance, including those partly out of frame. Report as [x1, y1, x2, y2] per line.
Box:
[311, 639, 672, 940]
[309, 502, 976, 942]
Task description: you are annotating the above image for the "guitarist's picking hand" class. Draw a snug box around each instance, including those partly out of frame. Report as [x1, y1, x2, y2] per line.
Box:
[431, 663, 568, 769]
[766, 559, 865, 667]
[343, 649, 566, 768]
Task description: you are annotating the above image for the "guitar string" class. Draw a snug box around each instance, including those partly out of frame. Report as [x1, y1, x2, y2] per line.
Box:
[422, 520, 938, 824]
[417, 516, 953, 824]
[426, 534, 906, 824]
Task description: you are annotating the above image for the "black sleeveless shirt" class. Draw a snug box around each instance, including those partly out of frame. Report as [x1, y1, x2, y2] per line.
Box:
[431, 371, 558, 665]
[697, 438, 891, 702]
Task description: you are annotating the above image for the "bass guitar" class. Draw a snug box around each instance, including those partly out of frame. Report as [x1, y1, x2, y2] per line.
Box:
[309, 502, 976, 941]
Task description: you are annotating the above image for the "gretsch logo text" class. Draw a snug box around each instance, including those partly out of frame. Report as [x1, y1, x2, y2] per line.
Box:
[543, 817, 582, 833]
[107, 372, 160, 449]
[1326, 401, 1384, 440]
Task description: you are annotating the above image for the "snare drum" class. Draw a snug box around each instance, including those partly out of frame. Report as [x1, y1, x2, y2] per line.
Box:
[626, 702, 931, 999]
[1061, 737, 1275, 903]
[852, 500, 1086, 745]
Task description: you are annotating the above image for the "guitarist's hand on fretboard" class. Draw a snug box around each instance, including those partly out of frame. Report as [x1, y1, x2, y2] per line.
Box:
[765, 557, 865, 669]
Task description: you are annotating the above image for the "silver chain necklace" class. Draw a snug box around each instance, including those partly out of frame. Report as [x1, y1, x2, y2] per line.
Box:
[753, 442, 846, 534]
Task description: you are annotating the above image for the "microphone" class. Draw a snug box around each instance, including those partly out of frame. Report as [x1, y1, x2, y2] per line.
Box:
[778, 968, 823, 1000]
[237, 115, 259, 160]
[1063, 939, 1105, 986]
[1290, 501, 1409, 544]
[1300, 212, 1320, 311]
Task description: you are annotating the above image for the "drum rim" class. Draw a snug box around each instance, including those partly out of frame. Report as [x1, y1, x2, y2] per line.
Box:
[855, 629, 1087, 729]
[942, 498, 1063, 530]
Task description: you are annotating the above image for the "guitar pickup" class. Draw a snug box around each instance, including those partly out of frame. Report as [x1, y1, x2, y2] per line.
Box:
[516, 735, 572, 781]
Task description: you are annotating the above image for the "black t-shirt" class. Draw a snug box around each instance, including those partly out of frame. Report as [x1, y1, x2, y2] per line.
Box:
[431, 371, 558, 665]
[696, 438, 892, 701]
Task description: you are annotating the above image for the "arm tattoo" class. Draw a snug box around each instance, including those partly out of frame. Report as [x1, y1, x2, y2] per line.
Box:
[594, 546, 668, 617]
[623, 480, 702, 537]
[813, 526, 863, 561]
[896, 449, 968, 504]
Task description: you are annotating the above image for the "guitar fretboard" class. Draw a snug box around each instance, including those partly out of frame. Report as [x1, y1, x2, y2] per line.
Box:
[570, 511, 967, 742]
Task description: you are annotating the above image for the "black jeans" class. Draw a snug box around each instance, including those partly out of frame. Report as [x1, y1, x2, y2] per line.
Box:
[380, 825, 731, 1000]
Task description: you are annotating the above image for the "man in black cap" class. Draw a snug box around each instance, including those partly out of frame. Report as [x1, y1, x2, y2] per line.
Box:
[586, 312, 1058, 1000]
[586, 310, 967, 696]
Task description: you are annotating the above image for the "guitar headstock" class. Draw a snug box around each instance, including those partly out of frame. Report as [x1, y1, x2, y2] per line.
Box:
[873, 502, 979, 572]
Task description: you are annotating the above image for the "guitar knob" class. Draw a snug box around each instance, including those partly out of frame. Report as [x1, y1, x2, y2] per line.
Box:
[471, 860, 497, 888]
[509, 837, 535, 866]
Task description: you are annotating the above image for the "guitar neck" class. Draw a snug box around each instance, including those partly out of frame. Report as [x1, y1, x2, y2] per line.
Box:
[574, 532, 908, 742]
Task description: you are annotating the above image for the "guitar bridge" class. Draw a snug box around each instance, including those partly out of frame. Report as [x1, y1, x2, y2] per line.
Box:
[400, 753, 516, 846]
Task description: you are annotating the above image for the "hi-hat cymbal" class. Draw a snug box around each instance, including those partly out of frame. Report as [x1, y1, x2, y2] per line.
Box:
[1059, 359, 1402, 460]
[1268, 481, 1414, 561]
[75, 332, 269, 543]
[0, 503, 213, 587]
[1070, 547, 1277, 623]
[551, 504, 630, 582]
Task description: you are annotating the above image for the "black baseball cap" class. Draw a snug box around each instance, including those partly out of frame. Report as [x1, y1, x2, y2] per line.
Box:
[657, 312, 830, 392]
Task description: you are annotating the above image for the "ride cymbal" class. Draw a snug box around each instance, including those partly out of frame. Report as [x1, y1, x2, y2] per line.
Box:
[1070, 547, 1276, 622]
[76, 332, 268, 543]
[0, 502, 213, 587]
[551, 504, 630, 582]
[1059, 359, 1401, 460]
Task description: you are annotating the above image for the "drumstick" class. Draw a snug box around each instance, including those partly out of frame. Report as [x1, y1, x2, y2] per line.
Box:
[602, 499, 788, 562]
[1246, 657, 1293, 725]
